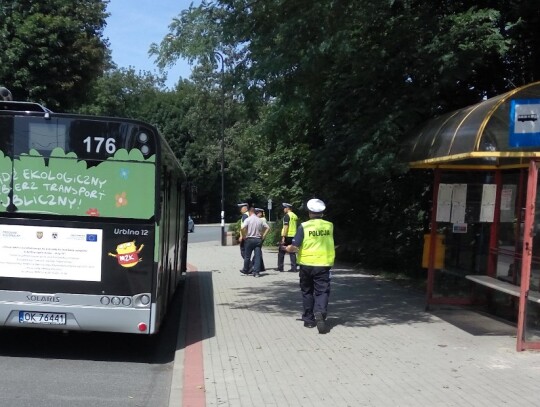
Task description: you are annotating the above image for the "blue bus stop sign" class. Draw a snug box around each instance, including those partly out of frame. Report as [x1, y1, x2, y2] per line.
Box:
[509, 99, 540, 147]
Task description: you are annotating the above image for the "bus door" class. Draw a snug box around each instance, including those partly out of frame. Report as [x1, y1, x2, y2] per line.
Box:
[517, 160, 540, 350]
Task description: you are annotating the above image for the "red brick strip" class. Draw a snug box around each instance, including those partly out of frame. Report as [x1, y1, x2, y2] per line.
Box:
[182, 266, 206, 406]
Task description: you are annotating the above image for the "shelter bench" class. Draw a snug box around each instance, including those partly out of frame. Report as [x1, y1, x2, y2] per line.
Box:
[466, 275, 540, 303]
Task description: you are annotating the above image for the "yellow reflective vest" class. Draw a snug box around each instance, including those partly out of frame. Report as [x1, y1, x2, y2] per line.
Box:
[282, 211, 298, 237]
[297, 218, 335, 266]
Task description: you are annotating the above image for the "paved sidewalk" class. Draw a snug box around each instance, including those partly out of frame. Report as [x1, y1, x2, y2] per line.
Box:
[171, 240, 540, 406]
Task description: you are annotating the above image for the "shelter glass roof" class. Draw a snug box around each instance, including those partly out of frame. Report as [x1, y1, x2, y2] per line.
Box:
[405, 81, 540, 169]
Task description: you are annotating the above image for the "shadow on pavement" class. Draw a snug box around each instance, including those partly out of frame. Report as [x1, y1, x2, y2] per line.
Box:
[431, 307, 516, 336]
[211, 267, 434, 329]
[197, 265, 516, 337]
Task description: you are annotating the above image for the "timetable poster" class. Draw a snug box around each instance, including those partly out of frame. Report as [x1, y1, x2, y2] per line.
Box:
[500, 185, 516, 223]
[480, 184, 497, 222]
[436, 183, 467, 223]
[450, 184, 467, 224]
[436, 183, 453, 222]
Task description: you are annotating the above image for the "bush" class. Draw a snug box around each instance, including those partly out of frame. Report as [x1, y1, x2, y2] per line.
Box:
[263, 222, 281, 247]
[228, 220, 241, 240]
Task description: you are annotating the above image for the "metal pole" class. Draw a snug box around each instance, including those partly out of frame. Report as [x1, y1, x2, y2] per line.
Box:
[214, 52, 226, 246]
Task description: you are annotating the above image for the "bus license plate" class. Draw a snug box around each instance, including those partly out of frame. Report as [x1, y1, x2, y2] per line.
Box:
[19, 311, 66, 325]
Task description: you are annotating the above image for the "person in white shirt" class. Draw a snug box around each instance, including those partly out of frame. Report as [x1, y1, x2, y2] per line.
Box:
[240, 207, 270, 278]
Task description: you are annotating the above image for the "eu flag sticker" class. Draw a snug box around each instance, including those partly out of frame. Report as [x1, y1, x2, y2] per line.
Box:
[509, 99, 540, 147]
[86, 234, 98, 242]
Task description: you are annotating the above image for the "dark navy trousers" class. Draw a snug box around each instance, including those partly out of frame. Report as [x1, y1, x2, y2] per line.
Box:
[278, 237, 297, 271]
[243, 238, 263, 274]
[299, 265, 331, 323]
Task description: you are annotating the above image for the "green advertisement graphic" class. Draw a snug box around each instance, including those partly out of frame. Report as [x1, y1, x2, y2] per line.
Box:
[0, 148, 155, 218]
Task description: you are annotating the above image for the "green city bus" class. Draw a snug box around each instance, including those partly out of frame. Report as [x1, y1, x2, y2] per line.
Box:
[0, 97, 188, 334]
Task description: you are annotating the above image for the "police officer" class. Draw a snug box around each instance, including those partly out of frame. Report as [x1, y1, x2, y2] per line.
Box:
[286, 198, 334, 334]
[278, 202, 298, 272]
[237, 203, 249, 260]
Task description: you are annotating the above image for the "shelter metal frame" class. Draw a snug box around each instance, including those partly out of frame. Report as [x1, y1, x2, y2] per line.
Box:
[406, 81, 540, 351]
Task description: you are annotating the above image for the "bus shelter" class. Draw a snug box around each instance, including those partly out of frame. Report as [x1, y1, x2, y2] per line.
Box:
[405, 81, 540, 351]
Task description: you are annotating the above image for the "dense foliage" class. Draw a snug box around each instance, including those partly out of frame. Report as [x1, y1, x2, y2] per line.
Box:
[3, 0, 540, 273]
[0, 0, 110, 110]
[150, 0, 540, 271]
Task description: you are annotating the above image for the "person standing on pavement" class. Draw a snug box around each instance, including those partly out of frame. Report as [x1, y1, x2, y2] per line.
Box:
[240, 207, 270, 277]
[286, 198, 334, 334]
[237, 203, 249, 260]
[255, 208, 268, 272]
[278, 202, 298, 272]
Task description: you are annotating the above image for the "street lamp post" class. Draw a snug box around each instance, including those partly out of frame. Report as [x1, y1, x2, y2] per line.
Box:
[214, 52, 226, 246]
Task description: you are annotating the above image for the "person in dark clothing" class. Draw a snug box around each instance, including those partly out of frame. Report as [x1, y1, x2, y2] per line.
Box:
[286, 198, 335, 334]
[278, 203, 298, 272]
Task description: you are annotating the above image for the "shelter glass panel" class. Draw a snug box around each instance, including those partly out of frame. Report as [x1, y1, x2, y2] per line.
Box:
[431, 172, 495, 299]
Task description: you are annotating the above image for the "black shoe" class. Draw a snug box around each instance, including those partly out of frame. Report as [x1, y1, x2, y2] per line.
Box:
[287, 269, 297, 273]
[304, 321, 316, 328]
[239, 269, 250, 275]
[277, 268, 284, 272]
[314, 312, 327, 334]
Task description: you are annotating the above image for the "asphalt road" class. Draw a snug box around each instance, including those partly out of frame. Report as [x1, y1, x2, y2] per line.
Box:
[0, 225, 220, 407]
[188, 223, 221, 244]
[0, 287, 183, 407]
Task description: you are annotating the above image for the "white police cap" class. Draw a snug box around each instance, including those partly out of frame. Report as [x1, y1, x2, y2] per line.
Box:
[307, 198, 326, 213]
[282, 202, 292, 208]
[237, 202, 248, 207]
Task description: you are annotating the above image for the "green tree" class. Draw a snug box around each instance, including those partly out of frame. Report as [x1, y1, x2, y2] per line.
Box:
[0, 0, 110, 110]
[77, 67, 166, 118]
[149, 0, 540, 271]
